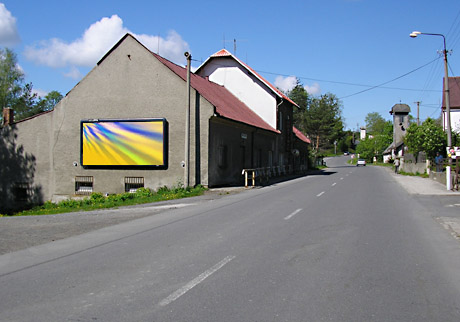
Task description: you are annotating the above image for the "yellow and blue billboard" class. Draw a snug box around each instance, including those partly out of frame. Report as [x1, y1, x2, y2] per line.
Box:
[80, 119, 168, 168]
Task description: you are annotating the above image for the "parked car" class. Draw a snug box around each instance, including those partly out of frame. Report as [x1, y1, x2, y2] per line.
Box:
[357, 159, 366, 166]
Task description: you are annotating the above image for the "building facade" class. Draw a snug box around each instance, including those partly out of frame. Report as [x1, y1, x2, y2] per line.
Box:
[1, 34, 309, 212]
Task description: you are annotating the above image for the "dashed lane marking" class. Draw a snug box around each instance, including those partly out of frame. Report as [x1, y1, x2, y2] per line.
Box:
[284, 208, 303, 220]
[159, 255, 236, 307]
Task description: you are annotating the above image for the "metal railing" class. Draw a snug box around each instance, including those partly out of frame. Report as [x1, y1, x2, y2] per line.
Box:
[242, 165, 306, 187]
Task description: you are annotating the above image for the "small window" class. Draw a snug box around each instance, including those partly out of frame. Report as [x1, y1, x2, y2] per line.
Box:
[12, 182, 30, 202]
[75, 176, 93, 195]
[125, 177, 144, 193]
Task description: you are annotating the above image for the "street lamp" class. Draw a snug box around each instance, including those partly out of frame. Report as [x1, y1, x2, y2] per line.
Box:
[410, 31, 452, 148]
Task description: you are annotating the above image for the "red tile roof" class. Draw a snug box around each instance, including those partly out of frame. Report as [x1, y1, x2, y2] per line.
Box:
[293, 126, 311, 144]
[152, 49, 278, 133]
[442, 77, 460, 110]
[97, 34, 278, 133]
[201, 49, 299, 108]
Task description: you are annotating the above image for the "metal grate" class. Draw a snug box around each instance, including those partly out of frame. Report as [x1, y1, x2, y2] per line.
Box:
[75, 176, 93, 195]
[12, 182, 30, 202]
[125, 177, 144, 193]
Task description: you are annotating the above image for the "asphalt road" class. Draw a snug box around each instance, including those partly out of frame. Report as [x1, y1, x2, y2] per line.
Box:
[1, 156, 460, 321]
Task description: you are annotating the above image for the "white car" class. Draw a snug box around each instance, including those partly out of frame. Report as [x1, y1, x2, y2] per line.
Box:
[357, 159, 366, 166]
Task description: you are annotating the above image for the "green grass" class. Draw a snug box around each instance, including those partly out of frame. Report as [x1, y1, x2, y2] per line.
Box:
[2, 185, 207, 217]
[397, 170, 429, 178]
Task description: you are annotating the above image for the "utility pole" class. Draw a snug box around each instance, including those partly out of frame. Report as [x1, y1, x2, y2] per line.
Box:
[414, 101, 421, 126]
[184, 52, 192, 187]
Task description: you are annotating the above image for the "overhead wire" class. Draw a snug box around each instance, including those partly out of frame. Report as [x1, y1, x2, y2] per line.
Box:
[337, 57, 441, 99]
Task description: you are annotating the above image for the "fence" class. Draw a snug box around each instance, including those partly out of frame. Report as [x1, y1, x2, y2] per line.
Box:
[242, 165, 308, 187]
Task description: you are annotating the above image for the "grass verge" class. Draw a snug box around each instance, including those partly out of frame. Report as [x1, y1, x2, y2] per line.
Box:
[2, 185, 207, 217]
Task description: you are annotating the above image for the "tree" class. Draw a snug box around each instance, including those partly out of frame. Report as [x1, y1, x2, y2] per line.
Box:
[404, 118, 447, 161]
[288, 78, 310, 135]
[36, 91, 63, 112]
[0, 48, 62, 122]
[305, 93, 344, 151]
[287, 81, 344, 153]
[0, 48, 24, 112]
[365, 112, 387, 135]
[356, 120, 393, 161]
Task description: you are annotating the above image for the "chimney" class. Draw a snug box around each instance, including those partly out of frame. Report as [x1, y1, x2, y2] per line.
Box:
[2, 108, 14, 126]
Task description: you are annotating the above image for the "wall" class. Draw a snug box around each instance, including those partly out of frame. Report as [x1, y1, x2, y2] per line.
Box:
[208, 117, 276, 186]
[443, 109, 460, 133]
[6, 35, 214, 202]
[198, 58, 277, 129]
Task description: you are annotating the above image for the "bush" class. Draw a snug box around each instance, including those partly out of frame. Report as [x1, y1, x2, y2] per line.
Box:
[90, 192, 105, 203]
[134, 187, 153, 198]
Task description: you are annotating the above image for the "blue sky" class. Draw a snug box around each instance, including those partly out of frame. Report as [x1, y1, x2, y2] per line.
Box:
[1, 0, 459, 130]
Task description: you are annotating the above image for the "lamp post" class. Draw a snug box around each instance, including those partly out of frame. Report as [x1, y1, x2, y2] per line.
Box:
[410, 31, 452, 190]
[410, 31, 452, 148]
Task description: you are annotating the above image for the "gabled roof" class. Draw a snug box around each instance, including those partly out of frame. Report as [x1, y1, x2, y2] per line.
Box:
[113, 35, 278, 133]
[442, 77, 460, 110]
[293, 126, 311, 144]
[196, 49, 298, 108]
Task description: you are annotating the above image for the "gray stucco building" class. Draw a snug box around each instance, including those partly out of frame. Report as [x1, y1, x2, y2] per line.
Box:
[1, 34, 309, 212]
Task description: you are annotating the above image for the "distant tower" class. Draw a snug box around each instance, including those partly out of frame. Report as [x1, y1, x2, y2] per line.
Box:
[389, 103, 411, 146]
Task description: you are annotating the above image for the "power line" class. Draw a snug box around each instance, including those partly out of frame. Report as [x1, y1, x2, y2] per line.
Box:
[338, 57, 441, 99]
[255, 68, 440, 93]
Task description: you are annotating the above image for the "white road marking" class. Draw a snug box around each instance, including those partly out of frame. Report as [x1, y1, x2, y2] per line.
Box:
[142, 203, 195, 210]
[340, 177, 344, 180]
[317, 191, 325, 197]
[159, 255, 235, 307]
[332, 182, 337, 186]
[284, 208, 302, 220]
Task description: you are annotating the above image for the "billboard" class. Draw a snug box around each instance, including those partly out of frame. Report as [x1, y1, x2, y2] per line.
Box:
[80, 119, 168, 169]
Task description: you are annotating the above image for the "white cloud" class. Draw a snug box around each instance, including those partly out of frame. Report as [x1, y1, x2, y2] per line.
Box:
[274, 75, 322, 96]
[0, 3, 20, 46]
[63, 66, 83, 80]
[274, 75, 297, 92]
[24, 14, 190, 77]
[304, 83, 321, 95]
[137, 31, 189, 64]
[32, 88, 49, 98]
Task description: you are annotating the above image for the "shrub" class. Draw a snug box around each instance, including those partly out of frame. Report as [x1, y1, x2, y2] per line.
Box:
[90, 192, 105, 203]
[134, 187, 153, 198]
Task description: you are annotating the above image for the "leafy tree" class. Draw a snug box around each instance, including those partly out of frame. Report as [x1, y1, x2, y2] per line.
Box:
[404, 118, 446, 161]
[0, 48, 62, 122]
[0, 48, 24, 113]
[288, 81, 344, 153]
[288, 78, 310, 135]
[306, 93, 344, 151]
[365, 112, 387, 135]
[36, 91, 63, 112]
[356, 120, 393, 161]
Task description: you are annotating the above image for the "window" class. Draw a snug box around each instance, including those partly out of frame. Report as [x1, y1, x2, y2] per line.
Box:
[75, 176, 93, 195]
[12, 182, 30, 202]
[125, 177, 144, 193]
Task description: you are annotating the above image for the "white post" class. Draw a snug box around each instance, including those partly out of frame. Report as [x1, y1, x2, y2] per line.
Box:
[446, 166, 451, 190]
